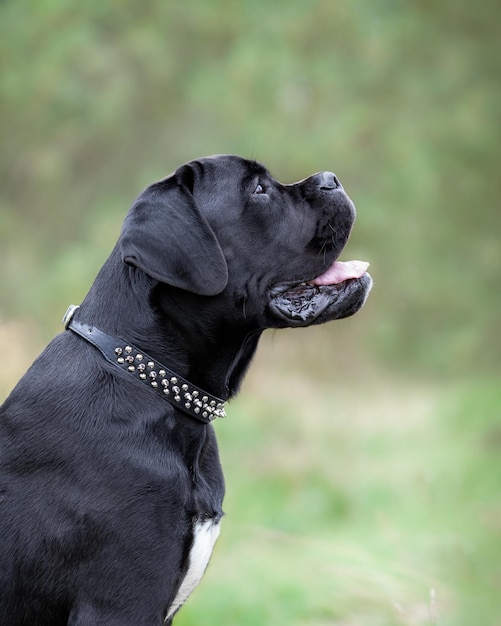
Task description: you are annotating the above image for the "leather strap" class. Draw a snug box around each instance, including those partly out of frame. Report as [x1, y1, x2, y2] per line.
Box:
[62, 305, 226, 424]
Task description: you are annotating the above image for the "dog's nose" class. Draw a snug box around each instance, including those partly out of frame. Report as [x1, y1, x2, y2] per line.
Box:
[319, 172, 340, 190]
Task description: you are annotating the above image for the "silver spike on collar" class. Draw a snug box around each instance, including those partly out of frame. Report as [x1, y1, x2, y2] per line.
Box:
[62, 305, 226, 424]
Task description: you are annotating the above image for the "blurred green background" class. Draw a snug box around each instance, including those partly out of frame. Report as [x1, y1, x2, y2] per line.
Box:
[0, 1, 499, 624]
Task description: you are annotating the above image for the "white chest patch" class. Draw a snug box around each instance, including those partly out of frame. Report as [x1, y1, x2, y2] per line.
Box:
[165, 518, 221, 621]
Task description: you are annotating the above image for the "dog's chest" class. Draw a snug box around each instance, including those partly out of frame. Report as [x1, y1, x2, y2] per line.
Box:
[165, 518, 221, 621]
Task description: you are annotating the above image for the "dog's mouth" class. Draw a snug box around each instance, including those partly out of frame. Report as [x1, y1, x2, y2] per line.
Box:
[269, 259, 372, 327]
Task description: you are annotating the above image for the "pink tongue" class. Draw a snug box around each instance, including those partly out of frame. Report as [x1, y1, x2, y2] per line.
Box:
[310, 260, 370, 286]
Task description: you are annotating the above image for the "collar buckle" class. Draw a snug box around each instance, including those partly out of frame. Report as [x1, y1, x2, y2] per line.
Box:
[62, 304, 80, 329]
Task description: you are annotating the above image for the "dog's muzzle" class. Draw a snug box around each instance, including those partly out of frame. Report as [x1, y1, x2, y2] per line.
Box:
[268, 273, 372, 327]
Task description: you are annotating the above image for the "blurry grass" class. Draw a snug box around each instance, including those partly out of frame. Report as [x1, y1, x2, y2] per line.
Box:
[175, 335, 500, 626]
[1, 327, 499, 625]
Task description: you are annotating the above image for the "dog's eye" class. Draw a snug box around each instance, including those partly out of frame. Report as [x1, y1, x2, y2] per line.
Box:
[253, 182, 266, 195]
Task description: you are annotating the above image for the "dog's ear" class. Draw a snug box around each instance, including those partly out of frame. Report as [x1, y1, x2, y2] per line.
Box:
[120, 170, 228, 296]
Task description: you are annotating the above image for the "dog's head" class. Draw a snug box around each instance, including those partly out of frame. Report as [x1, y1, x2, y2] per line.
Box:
[120, 155, 372, 329]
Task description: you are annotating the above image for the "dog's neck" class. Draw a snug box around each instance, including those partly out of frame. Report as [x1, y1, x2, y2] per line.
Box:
[78, 248, 262, 401]
[151, 286, 263, 401]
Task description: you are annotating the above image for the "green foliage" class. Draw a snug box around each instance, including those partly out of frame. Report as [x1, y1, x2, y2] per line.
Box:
[1, 0, 499, 375]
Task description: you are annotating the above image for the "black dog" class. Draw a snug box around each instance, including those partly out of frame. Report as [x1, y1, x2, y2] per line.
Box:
[0, 155, 372, 625]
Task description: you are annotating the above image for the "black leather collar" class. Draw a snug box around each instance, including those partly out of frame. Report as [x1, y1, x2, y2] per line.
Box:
[62, 305, 226, 424]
